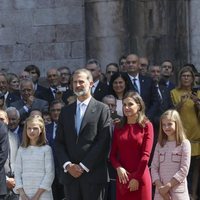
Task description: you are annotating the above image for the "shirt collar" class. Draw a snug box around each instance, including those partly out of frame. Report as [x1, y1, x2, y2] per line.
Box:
[128, 73, 139, 80]
[92, 80, 99, 89]
[77, 96, 92, 106]
[4, 91, 9, 99]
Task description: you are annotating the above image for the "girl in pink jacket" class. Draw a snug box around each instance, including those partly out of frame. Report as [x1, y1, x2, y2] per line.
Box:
[151, 110, 191, 200]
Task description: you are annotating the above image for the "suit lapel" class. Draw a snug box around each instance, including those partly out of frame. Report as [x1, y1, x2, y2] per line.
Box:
[79, 98, 96, 134]
[69, 102, 77, 135]
[139, 74, 145, 97]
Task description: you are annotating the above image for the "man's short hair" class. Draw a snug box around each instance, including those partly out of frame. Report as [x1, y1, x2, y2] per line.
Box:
[86, 58, 101, 69]
[24, 65, 40, 77]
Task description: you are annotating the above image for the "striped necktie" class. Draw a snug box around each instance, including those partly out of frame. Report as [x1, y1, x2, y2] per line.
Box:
[133, 78, 139, 93]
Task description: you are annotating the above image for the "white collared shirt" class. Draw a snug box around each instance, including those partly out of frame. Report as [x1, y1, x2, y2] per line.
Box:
[128, 73, 141, 94]
[91, 80, 99, 94]
[76, 96, 91, 116]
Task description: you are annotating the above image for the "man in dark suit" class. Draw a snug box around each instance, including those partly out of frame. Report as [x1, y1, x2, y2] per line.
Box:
[0, 120, 9, 199]
[11, 79, 49, 123]
[55, 68, 111, 200]
[148, 65, 173, 164]
[46, 100, 65, 200]
[125, 54, 158, 121]
[42, 68, 73, 105]
[160, 60, 176, 91]
[24, 64, 48, 100]
[86, 59, 108, 101]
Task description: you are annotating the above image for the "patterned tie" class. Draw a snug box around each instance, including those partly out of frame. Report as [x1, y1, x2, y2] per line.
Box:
[76, 103, 84, 134]
[156, 84, 163, 103]
[133, 78, 139, 93]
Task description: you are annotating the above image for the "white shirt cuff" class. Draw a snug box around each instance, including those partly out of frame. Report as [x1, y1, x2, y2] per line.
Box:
[79, 162, 89, 172]
[63, 161, 71, 173]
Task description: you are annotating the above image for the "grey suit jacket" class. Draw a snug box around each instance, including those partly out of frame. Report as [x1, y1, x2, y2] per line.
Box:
[55, 97, 111, 185]
[0, 122, 9, 195]
[4, 131, 19, 175]
[11, 98, 49, 121]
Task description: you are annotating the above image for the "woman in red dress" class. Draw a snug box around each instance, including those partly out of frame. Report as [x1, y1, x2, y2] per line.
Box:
[110, 91, 153, 200]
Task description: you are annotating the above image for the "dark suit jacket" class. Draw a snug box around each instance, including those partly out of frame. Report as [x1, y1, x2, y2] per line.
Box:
[46, 122, 61, 175]
[0, 122, 9, 195]
[46, 122, 55, 150]
[153, 82, 174, 129]
[41, 88, 73, 105]
[126, 73, 158, 121]
[55, 97, 111, 185]
[5, 92, 21, 107]
[10, 98, 49, 122]
[92, 81, 108, 102]
[34, 84, 49, 100]
[160, 78, 176, 91]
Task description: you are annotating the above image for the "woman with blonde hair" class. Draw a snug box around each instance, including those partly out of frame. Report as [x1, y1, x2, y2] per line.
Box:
[151, 110, 191, 200]
[14, 115, 54, 200]
[171, 66, 200, 199]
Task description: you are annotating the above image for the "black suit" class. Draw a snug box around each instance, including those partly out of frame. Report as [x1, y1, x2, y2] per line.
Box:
[0, 122, 9, 197]
[46, 122, 65, 200]
[92, 81, 108, 102]
[41, 88, 73, 105]
[5, 92, 21, 107]
[55, 97, 111, 200]
[34, 84, 48, 100]
[126, 73, 158, 121]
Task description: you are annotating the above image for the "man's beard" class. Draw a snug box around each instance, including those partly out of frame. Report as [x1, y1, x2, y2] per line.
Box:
[74, 87, 89, 97]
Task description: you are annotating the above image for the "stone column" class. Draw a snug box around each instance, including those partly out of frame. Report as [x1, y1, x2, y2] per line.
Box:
[189, 0, 200, 71]
[85, 0, 129, 70]
[129, 0, 188, 69]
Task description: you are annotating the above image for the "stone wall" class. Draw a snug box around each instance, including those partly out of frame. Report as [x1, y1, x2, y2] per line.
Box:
[189, 0, 200, 70]
[85, 0, 129, 69]
[129, 0, 189, 72]
[0, 0, 86, 76]
[0, 0, 196, 75]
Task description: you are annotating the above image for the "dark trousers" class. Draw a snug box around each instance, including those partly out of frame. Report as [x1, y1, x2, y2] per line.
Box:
[64, 178, 107, 200]
[187, 156, 200, 199]
[0, 195, 5, 200]
[52, 175, 65, 200]
[106, 180, 116, 200]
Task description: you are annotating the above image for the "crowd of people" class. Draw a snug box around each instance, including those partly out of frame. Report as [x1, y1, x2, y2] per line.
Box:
[0, 53, 200, 200]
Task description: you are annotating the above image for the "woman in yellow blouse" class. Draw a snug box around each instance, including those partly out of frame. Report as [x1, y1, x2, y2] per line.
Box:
[171, 66, 200, 200]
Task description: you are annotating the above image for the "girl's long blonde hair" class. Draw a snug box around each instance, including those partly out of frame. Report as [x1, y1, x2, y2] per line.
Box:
[158, 109, 186, 147]
[21, 115, 47, 147]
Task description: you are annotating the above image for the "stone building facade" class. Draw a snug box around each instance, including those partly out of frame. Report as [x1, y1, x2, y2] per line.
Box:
[0, 0, 199, 76]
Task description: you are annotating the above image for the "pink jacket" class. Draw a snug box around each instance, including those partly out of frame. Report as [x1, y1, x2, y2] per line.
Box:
[151, 139, 191, 200]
